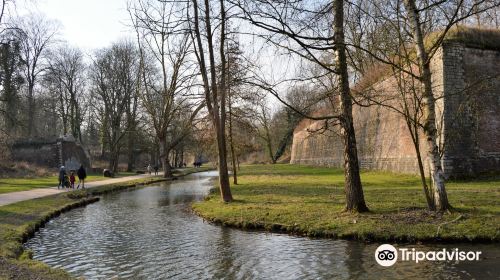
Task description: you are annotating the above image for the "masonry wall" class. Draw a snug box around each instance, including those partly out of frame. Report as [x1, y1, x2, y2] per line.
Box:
[290, 42, 500, 178]
[11, 140, 59, 167]
[61, 140, 91, 171]
[12, 136, 91, 170]
[441, 43, 500, 177]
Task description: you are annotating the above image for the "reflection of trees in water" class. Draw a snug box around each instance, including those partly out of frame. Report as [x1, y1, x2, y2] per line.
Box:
[344, 241, 367, 278]
[211, 227, 239, 279]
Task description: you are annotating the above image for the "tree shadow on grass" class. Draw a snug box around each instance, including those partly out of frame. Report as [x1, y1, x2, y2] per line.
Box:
[0, 209, 40, 227]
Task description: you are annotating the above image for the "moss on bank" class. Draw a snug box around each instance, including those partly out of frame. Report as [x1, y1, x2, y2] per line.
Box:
[192, 164, 500, 243]
[0, 167, 212, 280]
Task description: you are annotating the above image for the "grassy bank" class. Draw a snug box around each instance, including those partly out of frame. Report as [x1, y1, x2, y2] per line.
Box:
[0, 167, 212, 279]
[0, 172, 137, 194]
[192, 164, 500, 243]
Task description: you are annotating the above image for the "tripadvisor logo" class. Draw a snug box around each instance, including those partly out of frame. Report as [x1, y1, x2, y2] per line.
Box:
[375, 244, 398, 266]
[374, 244, 482, 267]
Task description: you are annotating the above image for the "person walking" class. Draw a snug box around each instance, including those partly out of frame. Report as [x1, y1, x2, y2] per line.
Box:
[69, 171, 76, 189]
[58, 166, 66, 189]
[77, 165, 87, 189]
[147, 164, 152, 175]
[154, 164, 159, 176]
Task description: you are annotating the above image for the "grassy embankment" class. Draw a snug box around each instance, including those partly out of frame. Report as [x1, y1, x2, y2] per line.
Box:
[193, 164, 500, 243]
[0, 172, 137, 194]
[0, 167, 212, 280]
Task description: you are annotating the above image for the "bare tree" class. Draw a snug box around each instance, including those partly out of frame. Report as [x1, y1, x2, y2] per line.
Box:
[10, 13, 58, 137]
[233, 0, 368, 211]
[129, 0, 203, 178]
[254, 100, 274, 163]
[189, 0, 233, 202]
[90, 41, 139, 172]
[45, 45, 86, 140]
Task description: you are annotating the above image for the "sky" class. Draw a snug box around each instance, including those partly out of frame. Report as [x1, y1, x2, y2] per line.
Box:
[12, 0, 298, 109]
[18, 0, 133, 51]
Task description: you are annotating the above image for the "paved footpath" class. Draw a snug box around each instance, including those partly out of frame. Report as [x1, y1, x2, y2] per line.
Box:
[0, 173, 164, 207]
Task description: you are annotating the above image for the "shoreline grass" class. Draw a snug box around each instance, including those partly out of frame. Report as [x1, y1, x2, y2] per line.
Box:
[192, 164, 500, 243]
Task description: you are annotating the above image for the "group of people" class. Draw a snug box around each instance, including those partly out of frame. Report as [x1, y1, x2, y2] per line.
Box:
[147, 164, 159, 175]
[58, 165, 87, 190]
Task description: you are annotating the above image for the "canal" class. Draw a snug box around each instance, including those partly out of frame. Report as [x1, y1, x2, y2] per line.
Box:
[25, 171, 500, 279]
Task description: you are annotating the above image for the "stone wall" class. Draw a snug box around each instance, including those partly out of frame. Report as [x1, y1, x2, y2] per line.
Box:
[441, 42, 500, 176]
[291, 42, 500, 178]
[61, 137, 91, 171]
[12, 135, 91, 170]
[11, 139, 59, 167]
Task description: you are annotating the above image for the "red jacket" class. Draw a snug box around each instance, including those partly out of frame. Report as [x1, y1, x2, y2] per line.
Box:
[70, 175, 76, 183]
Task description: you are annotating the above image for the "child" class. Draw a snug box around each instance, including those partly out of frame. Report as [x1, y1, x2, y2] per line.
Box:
[70, 171, 76, 190]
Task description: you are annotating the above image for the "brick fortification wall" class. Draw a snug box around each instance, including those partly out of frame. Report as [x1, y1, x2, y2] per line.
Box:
[290, 41, 500, 178]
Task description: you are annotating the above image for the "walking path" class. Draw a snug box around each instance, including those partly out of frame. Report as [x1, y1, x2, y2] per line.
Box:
[0, 173, 164, 207]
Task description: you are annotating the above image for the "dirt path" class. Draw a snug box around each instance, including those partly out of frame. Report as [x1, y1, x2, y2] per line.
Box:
[0, 173, 163, 207]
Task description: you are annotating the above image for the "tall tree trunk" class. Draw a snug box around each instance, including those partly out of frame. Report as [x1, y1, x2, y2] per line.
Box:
[272, 110, 296, 162]
[216, 119, 232, 201]
[160, 137, 173, 178]
[405, 0, 450, 212]
[192, 0, 233, 202]
[334, 0, 368, 212]
[408, 118, 435, 210]
[164, 158, 172, 178]
[217, 2, 233, 201]
[180, 147, 184, 167]
[264, 126, 275, 164]
[127, 131, 135, 172]
[109, 146, 119, 174]
[228, 84, 238, 185]
[27, 85, 35, 137]
[415, 139, 434, 210]
[70, 93, 76, 138]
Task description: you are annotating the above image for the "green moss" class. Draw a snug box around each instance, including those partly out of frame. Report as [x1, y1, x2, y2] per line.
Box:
[193, 164, 500, 242]
[435, 25, 500, 51]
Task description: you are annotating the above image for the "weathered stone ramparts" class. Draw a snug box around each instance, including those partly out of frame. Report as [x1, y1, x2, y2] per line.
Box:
[291, 39, 500, 178]
[11, 135, 91, 170]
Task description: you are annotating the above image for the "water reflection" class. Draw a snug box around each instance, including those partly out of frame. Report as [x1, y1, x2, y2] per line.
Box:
[25, 171, 500, 279]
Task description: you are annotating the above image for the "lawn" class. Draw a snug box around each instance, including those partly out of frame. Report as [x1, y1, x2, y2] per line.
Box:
[0, 172, 138, 194]
[192, 164, 500, 242]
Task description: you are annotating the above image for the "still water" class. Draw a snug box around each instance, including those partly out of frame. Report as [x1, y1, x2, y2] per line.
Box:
[25, 171, 500, 279]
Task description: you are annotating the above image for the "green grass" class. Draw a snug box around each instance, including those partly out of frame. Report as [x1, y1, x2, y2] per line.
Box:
[0, 172, 138, 194]
[193, 164, 500, 242]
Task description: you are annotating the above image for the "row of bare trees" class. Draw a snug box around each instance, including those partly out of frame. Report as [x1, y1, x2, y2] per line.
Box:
[1, 0, 499, 212]
[0, 4, 201, 173]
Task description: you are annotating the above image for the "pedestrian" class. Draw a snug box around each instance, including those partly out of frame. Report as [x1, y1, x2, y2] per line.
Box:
[69, 171, 76, 189]
[58, 166, 66, 189]
[154, 164, 159, 175]
[64, 173, 70, 190]
[77, 165, 87, 189]
[147, 164, 152, 175]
